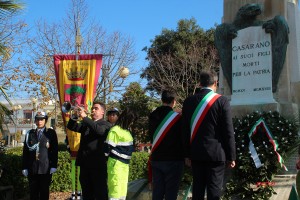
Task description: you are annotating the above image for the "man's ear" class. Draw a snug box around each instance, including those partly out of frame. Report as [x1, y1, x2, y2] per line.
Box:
[171, 99, 176, 108]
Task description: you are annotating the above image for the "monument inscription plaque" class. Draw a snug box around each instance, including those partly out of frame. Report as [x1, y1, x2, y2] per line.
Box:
[231, 26, 276, 105]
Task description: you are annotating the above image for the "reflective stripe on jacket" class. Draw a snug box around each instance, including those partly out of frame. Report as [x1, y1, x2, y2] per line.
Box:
[104, 125, 134, 164]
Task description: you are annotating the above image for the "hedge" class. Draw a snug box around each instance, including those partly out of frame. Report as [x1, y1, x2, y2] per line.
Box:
[0, 143, 150, 199]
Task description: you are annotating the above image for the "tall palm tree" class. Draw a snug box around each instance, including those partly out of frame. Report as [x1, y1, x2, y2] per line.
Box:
[0, 86, 14, 139]
[0, 1, 23, 135]
[0, 0, 23, 56]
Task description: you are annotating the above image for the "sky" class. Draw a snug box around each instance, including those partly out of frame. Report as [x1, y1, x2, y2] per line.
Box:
[2, 0, 224, 101]
[21, 0, 224, 75]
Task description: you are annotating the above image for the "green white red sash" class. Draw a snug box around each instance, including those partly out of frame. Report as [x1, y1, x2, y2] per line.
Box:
[190, 91, 221, 143]
[248, 118, 287, 171]
[151, 110, 181, 152]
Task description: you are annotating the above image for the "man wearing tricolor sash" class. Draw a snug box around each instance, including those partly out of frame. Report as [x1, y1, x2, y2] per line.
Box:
[148, 88, 184, 200]
[181, 70, 236, 200]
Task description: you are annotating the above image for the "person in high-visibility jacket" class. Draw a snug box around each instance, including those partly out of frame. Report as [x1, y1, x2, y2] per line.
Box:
[104, 108, 137, 200]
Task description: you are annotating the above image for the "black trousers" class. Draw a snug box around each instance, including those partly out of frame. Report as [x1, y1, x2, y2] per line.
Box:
[80, 165, 108, 200]
[191, 161, 225, 200]
[28, 174, 52, 200]
[151, 160, 184, 200]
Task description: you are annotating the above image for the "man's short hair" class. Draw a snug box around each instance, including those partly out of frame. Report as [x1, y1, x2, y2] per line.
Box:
[200, 70, 218, 87]
[93, 101, 106, 111]
[161, 88, 176, 104]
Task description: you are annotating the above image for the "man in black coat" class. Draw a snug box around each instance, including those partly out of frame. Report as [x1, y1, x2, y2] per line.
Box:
[67, 101, 111, 200]
[22, 111, 58, 200]
[181, 70, 236, 200]
[149, 88, 184, 200]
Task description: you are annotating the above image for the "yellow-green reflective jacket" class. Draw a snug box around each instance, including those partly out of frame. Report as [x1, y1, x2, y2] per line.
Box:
[104, 125, 134, 164]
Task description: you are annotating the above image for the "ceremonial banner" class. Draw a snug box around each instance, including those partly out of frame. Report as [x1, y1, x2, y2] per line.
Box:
[53, 54, 102, 157]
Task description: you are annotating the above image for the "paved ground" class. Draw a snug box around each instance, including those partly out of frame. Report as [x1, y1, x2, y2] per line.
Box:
[127, 175, 298, 200]
[270, 174, 297, 200]
[17, 176, 297, 200]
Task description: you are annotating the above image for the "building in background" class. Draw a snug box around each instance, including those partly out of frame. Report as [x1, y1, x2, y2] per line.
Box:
[0, 98, 62, 146]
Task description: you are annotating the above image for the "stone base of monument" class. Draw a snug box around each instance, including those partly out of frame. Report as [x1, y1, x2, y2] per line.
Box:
[230, 102, 299, 119]
[127, 179, 192, 200]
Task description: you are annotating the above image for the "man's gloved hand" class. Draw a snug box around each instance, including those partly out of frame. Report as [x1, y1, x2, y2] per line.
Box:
[50, 168, 57, 174]
[22, 169, 28, 177]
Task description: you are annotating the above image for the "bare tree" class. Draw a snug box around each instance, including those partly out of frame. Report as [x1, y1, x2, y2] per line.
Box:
[0, 0, 27, 93]
[0, 1, 28, 100]
[145, 46, 218, 106]
[142, 19, 219, 106]
[15, 0, 138, 108]
[0, 1, 27, 131]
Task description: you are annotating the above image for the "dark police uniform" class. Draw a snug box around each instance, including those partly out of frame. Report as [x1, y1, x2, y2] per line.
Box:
[22, 127, 58, 200]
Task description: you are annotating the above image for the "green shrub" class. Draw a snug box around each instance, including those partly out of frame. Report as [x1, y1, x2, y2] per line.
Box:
[57, 142, 68, 151]
[182, 166, 193, 186]
[128, 151, 193, 187]
[0, 145, 151, 197]
[0, 142, 171, 199]
[0, 144, 72, 198]
[129, 151, 149, 181]
[50, 151, 72, 192]
[0, 147, 28, 199]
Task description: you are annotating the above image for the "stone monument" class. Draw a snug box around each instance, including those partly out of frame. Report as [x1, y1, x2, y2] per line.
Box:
[215, 0, 300, 119]
[231, 26, 275, 105]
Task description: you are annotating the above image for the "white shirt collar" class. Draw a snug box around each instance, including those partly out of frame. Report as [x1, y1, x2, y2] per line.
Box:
[37, 127, 45, 132]
[201, 87, 214, 91]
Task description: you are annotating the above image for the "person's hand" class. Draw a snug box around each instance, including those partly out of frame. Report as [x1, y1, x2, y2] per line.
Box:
[185, 158, 191, 167]
[227, 160, 236, 168]
[22, 169, 28, 177]
[50, 168, 57, 174]
[78, 106, 87, 118]
[296, 159, 300, 170]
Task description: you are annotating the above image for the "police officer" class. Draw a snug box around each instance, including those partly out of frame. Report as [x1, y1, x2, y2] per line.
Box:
[106, 107, 120, 125]
[22, 111, 58, 200]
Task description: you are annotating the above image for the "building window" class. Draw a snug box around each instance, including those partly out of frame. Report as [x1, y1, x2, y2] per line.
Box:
[23, 110, 32, 124]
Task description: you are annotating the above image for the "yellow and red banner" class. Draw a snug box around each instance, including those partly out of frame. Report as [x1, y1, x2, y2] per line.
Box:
[53, 54, 102, 157]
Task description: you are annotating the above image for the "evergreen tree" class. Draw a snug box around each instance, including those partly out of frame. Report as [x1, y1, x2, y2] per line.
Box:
[141, 18, 219, 105]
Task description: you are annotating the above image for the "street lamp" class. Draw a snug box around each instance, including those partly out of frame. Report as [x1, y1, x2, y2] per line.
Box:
[102, 65, 130, 103]
[12, 105, 22, 132]
[118, 66, 129, 78]
[31, 97, 37, 129]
